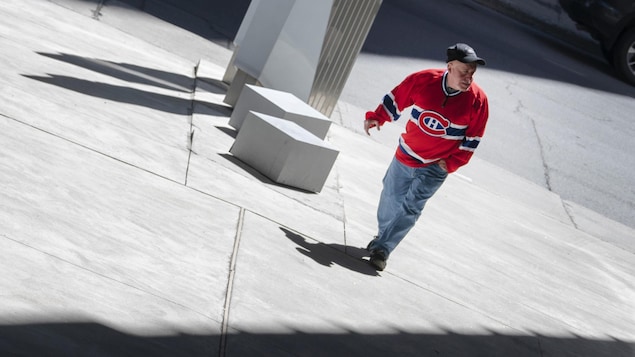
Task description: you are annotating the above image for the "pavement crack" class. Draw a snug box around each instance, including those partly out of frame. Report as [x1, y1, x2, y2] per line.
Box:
[529, 115, 552, 191]
[561, 201, 580, 229]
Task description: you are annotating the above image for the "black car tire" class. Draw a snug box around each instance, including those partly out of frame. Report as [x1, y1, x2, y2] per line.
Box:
[612, 27, 635, 86]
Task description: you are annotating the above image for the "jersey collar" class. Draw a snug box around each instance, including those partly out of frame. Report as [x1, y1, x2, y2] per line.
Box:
[442, 71, 462, 97]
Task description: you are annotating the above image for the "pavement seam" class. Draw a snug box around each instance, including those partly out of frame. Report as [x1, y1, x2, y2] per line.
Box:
[0, 113, 184, 186]
[387, 271, 549, 351]
[1, 233, 212, 319]
[219, 207, 245, 357]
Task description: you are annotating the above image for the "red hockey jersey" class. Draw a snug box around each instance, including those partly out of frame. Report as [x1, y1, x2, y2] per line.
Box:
[365, 69, 489, 173]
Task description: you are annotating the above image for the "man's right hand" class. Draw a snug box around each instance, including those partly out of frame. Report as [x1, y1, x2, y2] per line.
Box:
[364, 119, 380, 136]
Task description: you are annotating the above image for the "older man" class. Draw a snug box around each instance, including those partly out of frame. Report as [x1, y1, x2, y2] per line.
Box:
[364, 43, 489, 271]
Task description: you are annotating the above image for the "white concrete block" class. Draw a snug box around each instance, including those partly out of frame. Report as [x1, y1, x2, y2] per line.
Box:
[230, 111, 339, 193]
[229, 84, 332, 140]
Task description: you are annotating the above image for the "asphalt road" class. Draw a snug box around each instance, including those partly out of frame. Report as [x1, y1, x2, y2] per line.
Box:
[339, 0, 635, 229]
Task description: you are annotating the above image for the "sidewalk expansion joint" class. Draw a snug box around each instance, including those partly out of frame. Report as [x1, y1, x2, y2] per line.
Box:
[1, 233, 208, 318]
[184, 66, 198, 186]
[3, 113, 184, 186]
[219, 207, 245, 357]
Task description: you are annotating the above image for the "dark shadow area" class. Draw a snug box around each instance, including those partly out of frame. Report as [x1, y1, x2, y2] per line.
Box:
[113, 0, 251, 41]
[23, 74, 192, 115]
[0, 321, 218, 356]
[23, 52, 231, 116]
[192, 77, 233, 115]
[195, 101, 233, 117]
[214, 126, 237, 139]
[27, 52, 236, 117]
[1, 321, 633, 356]
[280, 227, 378, 276]
[196, 77, 230, 95]
[192, 82, 234, 116]
[24, 73, 233, 117]
[37, 52, 193, 92]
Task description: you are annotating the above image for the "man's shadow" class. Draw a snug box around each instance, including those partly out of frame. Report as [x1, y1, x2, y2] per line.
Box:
[280, 228, 379, 276]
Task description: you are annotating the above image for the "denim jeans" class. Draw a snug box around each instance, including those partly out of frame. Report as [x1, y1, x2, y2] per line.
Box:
[368, 157, 448, 257]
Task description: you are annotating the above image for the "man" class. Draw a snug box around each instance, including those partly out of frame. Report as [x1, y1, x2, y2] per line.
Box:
[364, 43, 489, 271]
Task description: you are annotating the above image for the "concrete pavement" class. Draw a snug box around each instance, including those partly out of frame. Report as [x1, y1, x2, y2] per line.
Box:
[1, 0, 634, 356]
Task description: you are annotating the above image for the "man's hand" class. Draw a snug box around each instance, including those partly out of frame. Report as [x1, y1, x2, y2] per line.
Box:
[437, 159, 448, 172]
[364, 119, 380, 136]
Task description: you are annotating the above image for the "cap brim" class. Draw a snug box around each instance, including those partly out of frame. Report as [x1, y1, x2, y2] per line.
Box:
[460, 56, 486, 65]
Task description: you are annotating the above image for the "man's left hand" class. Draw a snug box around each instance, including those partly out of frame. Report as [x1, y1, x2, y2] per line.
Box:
[438, 160, 448, 172]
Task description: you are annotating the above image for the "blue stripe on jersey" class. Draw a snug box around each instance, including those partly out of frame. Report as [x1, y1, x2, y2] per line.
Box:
[382, 93, 400, 121]
[411, 107, 422, 118]
[445, 126, 466, 138]
[398, 142, 424, 164]
[459, 137, 481, 151]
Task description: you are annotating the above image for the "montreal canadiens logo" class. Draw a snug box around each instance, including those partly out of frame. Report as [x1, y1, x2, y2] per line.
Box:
[417, 110, 449, 137]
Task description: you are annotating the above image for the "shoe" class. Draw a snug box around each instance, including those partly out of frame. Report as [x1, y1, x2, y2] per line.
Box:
[369, 250, 387, 271]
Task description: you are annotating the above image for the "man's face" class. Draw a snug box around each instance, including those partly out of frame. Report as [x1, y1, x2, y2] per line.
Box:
[447, 61, 477, 91]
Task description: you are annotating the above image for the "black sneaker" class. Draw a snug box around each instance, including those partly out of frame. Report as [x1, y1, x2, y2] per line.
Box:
[369, 250, 387, 271]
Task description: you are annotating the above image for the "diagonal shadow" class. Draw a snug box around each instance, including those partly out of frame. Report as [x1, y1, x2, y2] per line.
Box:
[23, 74, 191, 115]
[23, 73, 231, 117]
[24, 52, 234, 117]
[214, 126, 237, 139]
[280, 227, 378, 276]
[196, 77, 229, 95]
[37, 52, 193, 92]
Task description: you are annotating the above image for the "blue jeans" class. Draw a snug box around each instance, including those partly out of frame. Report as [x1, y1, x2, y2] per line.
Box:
[368, 157, 448, 257]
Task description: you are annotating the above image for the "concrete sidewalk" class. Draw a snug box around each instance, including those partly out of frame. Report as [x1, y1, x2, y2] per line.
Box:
[1, 0, 634, 356]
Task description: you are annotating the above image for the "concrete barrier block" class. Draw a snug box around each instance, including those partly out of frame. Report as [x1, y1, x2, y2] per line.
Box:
[229, 84, 332, 140]
[229, 111, 339, 193]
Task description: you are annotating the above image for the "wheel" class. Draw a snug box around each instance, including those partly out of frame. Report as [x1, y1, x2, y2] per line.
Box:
[601, 43, 613, 64]
[612, 27, 635, 86]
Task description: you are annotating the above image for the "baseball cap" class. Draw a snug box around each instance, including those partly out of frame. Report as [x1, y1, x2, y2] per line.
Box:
[446, 43, 486, 65]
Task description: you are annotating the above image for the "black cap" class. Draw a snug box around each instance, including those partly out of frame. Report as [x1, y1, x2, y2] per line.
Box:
[446, 43, 486, 65]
